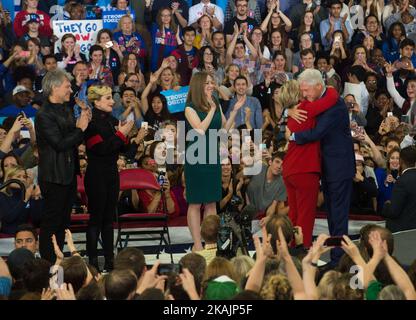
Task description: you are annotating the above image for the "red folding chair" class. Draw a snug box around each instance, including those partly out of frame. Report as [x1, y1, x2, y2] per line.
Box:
[115, 168, 173, 263]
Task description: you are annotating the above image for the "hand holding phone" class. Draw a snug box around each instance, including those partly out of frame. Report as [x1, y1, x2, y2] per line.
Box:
[323, 236, 344, 247]
[157, 263, 181, 275]
[19, 51, 30, 58]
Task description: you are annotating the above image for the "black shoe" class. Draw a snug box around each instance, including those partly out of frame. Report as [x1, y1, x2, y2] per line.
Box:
[88, 256, 100, 272]
[103, 257, 114, 272]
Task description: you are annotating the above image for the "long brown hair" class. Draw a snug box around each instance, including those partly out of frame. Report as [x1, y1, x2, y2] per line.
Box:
[298, 10, 315, 36]
[187, 72, 217, 112]
[156, 7, 177, 33]
[120, 53, 141, 75]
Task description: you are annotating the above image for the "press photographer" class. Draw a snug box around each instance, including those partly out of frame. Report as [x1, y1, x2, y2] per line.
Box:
[216, 157, 256, 259]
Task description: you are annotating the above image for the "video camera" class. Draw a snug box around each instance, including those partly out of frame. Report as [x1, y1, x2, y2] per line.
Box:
[216, 197, 256, 259]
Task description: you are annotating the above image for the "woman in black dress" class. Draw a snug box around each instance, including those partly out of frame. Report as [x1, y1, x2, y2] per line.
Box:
[84, 85, 134, 271]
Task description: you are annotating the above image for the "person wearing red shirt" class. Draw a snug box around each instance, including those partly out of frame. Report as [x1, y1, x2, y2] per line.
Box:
[13, 0, 53, 38]
[279, 80, 338, 247]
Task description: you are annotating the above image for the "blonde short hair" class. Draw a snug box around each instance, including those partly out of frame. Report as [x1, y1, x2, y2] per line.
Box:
[317, 270, 342, 300]
[277, 80, 300, 109]
[88, 85, 112, 106]
[1, 166, 26, 196]
[117, 15, 136, 32]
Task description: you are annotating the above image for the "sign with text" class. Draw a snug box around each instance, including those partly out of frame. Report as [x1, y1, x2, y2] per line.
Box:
[103, 10, 135, 30]
[161, 86, 189, 114]
[53, 20, 103, 56]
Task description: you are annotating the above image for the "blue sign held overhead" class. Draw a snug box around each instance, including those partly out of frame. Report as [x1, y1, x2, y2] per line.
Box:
[161, 86, 189, 114]
[102, 10, 135, 30]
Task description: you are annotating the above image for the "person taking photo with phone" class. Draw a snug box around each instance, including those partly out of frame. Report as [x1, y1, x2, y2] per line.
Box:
[344, 94, 367, 127]
[375, 147, 401, 213]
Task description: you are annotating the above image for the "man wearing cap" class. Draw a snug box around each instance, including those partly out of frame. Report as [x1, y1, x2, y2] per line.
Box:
[319, 0, 353, 51]
[0, 85, 37, 119]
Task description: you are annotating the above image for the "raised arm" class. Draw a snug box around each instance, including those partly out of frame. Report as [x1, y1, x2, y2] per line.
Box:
[363, 131, 386, 168]
[226, 24, 239, 65]
[260, 2, 276, 33]
[243, 31, 258, 60]
[141, 73, 159, 115]
[278, 11, 293, 33]
[302, 234, 331, 300]
[0, 116, 23, 154]
[385, 63, 405, 109]
[245, 230, 273, 292]
[276, 227, 307, 300]
[381, 232, 416, 300]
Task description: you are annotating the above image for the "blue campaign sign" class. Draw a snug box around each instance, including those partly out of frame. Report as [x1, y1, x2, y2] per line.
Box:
[102, 10, 135, 30]
[161, 86, 189, 114]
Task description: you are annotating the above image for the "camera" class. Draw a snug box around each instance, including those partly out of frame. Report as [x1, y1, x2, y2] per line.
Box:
[217, 203, 256, 259]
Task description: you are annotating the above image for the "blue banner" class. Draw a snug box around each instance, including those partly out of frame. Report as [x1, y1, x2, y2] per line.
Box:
[103, 10, 135, 30]
[2, 0, 16, 18]
[161, 86, 189, 114]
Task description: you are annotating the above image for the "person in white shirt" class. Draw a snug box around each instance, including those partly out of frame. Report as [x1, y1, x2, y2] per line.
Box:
[188, 0, 224, 30]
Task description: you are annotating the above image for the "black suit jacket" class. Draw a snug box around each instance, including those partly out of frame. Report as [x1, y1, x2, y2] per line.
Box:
[382, 169, 416, 233]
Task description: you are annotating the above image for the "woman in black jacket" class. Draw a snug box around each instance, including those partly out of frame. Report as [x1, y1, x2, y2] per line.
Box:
[84, 84, 134, 271]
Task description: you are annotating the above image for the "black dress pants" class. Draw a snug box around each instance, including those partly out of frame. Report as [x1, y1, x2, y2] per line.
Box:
[39, 178, 77, 262]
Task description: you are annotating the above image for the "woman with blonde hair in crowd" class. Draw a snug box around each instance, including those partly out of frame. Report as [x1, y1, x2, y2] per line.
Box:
[231, 255, 255, 288]
[113, 15, 147, 70]
[0, 166, 42, 234]
[84, 85, 134, 271]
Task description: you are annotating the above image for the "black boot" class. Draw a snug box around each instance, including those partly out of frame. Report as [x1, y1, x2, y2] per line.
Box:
[86, 225, 100, 271]
[101, 223, 114, 272]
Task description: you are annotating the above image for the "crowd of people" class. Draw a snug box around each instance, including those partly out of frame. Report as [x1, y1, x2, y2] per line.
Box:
[0, 0, 416, 300]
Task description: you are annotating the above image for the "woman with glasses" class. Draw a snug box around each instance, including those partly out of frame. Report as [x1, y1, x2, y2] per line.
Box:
[122, 73, 144, 97]
[193, 46, 225, 85]
[260, 0, 292, 40]
[151, 7, 179, 72]
[0, 166, 43, 234]
[113, 15, 147, 71]
[249, 26, 271, 61]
